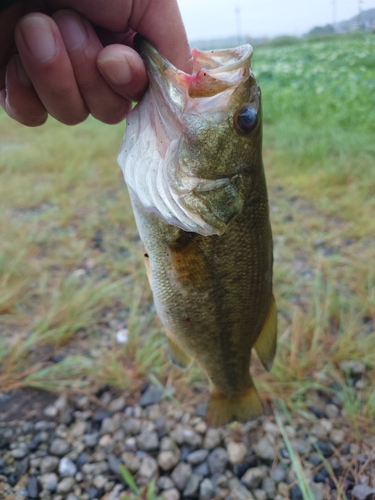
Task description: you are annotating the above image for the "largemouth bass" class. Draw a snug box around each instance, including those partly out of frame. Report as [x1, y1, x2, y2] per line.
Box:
[118, 36, 277, 426]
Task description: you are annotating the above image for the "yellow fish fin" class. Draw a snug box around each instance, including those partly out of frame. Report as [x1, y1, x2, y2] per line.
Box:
[166, 333, 191, 370]
[206, 384, 263, 427]
[254, 294, 277, 371]
[142, 246, 152, 289]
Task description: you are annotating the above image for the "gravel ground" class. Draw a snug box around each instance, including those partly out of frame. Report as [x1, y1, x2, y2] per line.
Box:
[1, 378, 375, 500]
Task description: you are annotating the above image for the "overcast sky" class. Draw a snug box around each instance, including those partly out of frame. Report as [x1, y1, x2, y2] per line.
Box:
[177, 0, 375, 40]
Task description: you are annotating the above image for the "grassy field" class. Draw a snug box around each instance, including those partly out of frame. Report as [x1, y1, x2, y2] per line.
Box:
[0, 31, 374, 486]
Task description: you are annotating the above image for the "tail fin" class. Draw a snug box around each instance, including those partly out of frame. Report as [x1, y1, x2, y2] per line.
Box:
[206, 383, 263, 427]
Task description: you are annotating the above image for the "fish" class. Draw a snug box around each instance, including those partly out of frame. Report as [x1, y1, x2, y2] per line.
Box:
[118, 36, 277, 426]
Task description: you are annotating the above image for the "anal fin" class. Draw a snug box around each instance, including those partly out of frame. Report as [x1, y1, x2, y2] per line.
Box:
[166, 333, 191, 370]
[206, 383, 263, 427]
[254, 294, 277, 371]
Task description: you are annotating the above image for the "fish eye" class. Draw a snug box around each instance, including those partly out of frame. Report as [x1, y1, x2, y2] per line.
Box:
[234, 106, 258, 134]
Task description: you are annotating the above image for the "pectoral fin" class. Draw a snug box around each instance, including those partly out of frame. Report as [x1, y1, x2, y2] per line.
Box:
[167, 233, 211, 290]
[166, 333, 191, 370]
[254, 295, 277, 371]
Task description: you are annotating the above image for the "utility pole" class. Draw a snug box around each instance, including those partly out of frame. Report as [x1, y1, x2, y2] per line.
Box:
[331, 0, 336, 30]
[358, 0, 364, 27]
[235, 6, 242, 45]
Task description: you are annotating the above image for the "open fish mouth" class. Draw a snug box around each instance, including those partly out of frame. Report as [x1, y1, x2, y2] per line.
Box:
[133, 35, 253, 116]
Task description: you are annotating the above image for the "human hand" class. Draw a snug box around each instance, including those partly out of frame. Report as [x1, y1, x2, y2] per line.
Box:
[0, 0, 192, 126]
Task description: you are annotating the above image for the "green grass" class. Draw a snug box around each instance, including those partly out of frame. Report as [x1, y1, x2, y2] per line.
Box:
[0, 34, 374, 497]
[254, 32, 375, 235]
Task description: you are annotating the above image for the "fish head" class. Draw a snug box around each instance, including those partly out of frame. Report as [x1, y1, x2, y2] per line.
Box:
[118, 36, 262, 236]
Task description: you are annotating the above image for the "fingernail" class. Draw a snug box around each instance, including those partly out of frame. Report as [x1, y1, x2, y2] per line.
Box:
[14, 56, 32, 86]
[98, 54, 132, 86]
[54, 12, 87, 51]
[19, 15, 57, 62]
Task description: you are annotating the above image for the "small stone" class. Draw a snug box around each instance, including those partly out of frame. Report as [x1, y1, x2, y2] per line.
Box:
[139, 456, 158, 479]
[93, 409, 112, 422]
[56, 477, 75, 494]
[330, 429, 345, 445]
[228, 477, 255, 500]
[59, 457, 77, 477]
[162, 488, 180, 500]
[99, 434, 112, 447]
[54, 395, 67, 411]
[242, 466, 267, 489]
[310, 423, 328, 439]
[183, 473, 202, 497]
[214, 475, 228, 488]
[27, 476, 40, 499]
[159, 436, 176, 452]
[183, 428, 203, 447]
[158, 451, 180, 472]
[122, 453, 140, 474]
[254, 490, 267, 500]
[315, 439, 334, 458]
[50, 438, 71, 457]
[139, 385, 163, 407]
[122, 418, 141, 435]
[83, 433, 99, 447]
[254, 437, 276, 462]
[203, 428, 221, 450]
[93, 474, 107, 489]
[66, 495, 79, 500]
[194, 461, 209, 477]
[116, 328, 129, 344]
[187, 449, 209, 465]
[325, 404, 339, 419]
[70, 420, 86, 437]
[291, 439, 312, 456]
[100, 417, 118, 435]
[157, 476, 175, 491]
[290, 484, 303, 500]
[76, 453, 89, 468]
[340, 360, 365, 377]
[106, 484, 124, 500]
[137, 430, 159, 452]
[39, 473, 58, 491]
[40, 456, 59, 473]
[261, 477, 276, 500]
[227, 442, 247, 465]
[15, 456, 29, 476]
[277, 482, 289, 497]
[194, 421, 207, 434]
[352, 484, 375, 500]
[12, 447, 28, 459]
[264, 421, 280, 436]
[171, 462, 192, 491]
[108, 396, 126, 412]
[199, 478, 215, 500]
[271, 464, 287, 484]
[43, 405, 58, 418]
[123, 437, 136, 452]
[207, 447, 228, 474]
[107, 454, 121, 475]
